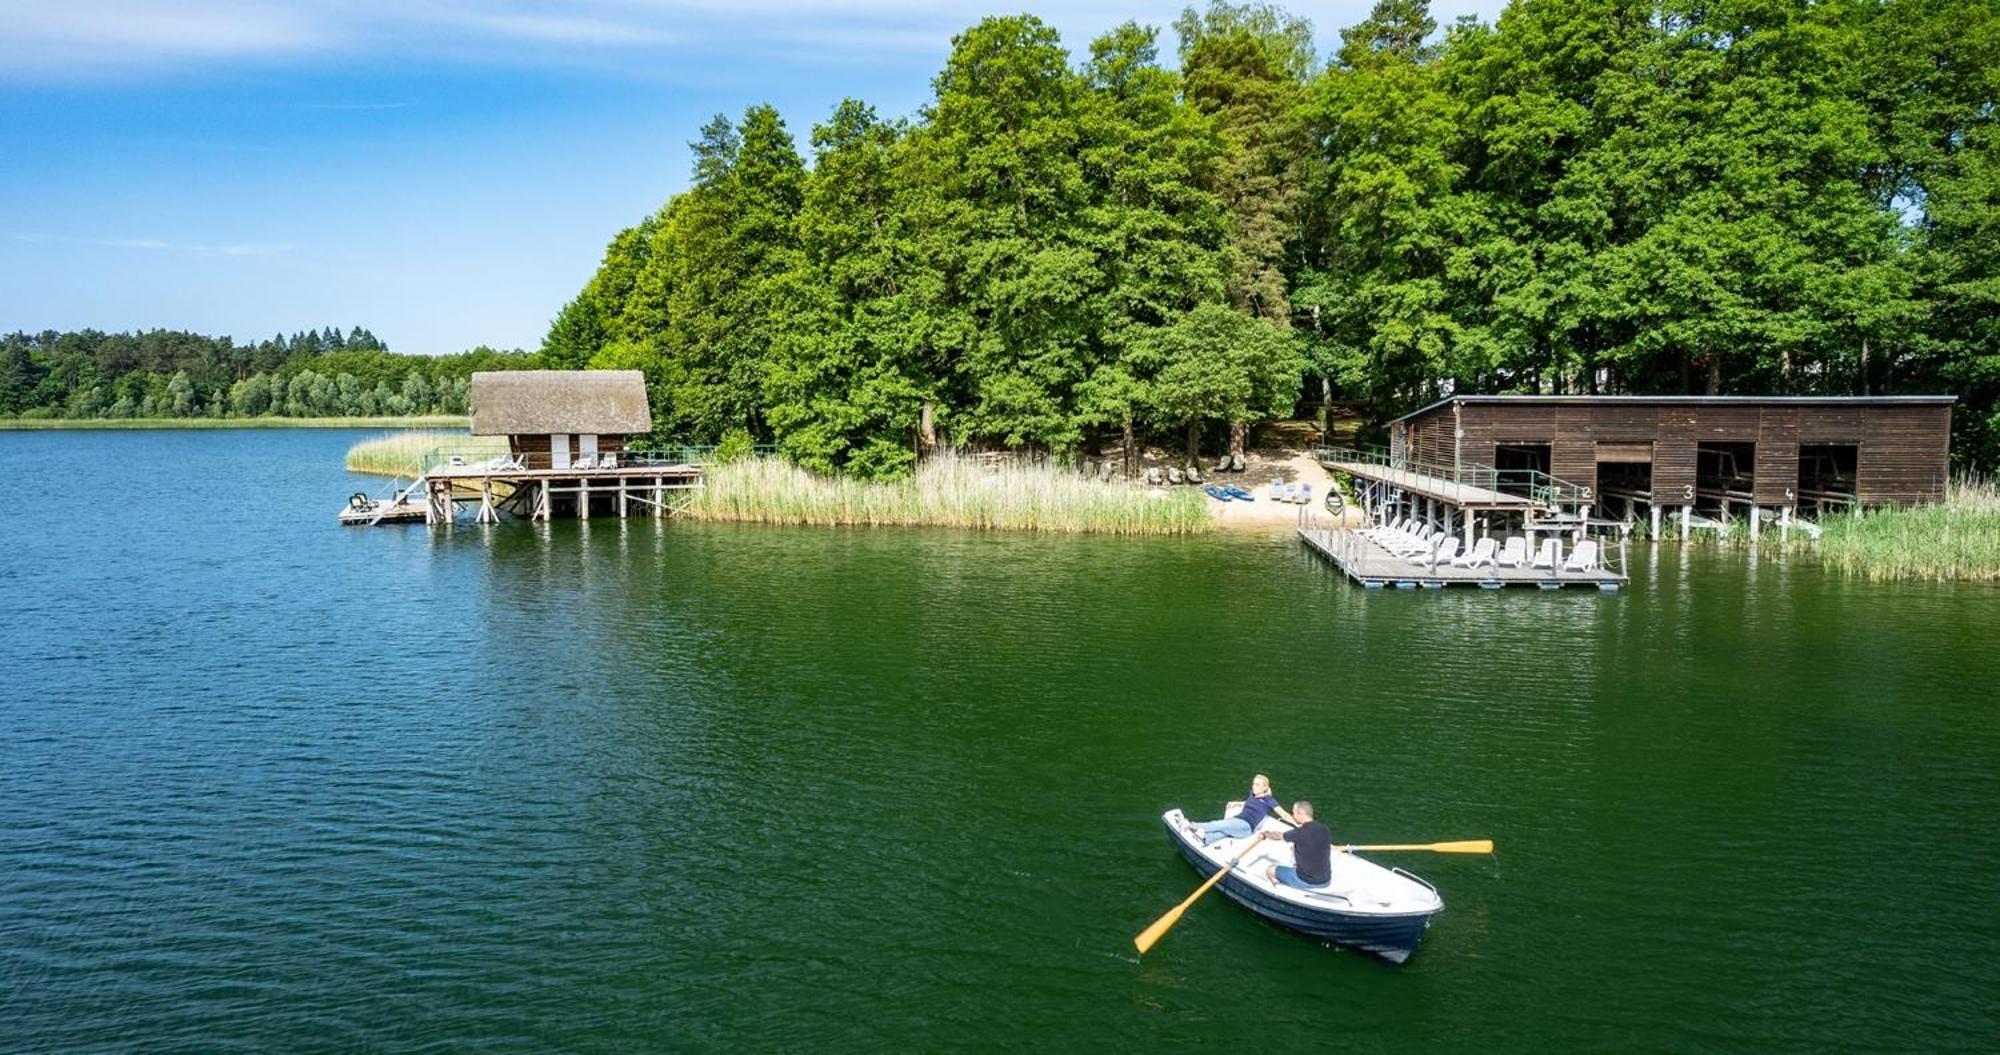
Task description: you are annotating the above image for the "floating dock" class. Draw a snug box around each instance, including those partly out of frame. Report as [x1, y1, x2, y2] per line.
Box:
[1297, 524, 1625, 590]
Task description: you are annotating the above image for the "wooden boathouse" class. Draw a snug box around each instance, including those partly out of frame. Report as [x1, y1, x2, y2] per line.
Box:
[343, 370, 704, 526]
[1301, 393, 1953, 589]
[1387, 395, 1955, 531]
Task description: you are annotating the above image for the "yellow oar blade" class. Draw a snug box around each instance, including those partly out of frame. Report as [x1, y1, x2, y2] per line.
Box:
[1134, 842, 1259, 955]
[1342, 840, 1494, 854]
[1133, 907, 1186, 955]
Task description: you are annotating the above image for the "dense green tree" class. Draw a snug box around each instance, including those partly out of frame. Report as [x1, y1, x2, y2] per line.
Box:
[533, 0, 2000, 472]
[1176, 2, 1313, 324]
[1146, 303, 1305, 460]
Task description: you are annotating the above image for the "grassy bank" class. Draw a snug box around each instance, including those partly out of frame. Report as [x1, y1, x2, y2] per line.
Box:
[690, 457, 1211, 534]
[2, 415, 468, 431]
[345, 430, 503, 475]
[1809, 477, 2000, 582]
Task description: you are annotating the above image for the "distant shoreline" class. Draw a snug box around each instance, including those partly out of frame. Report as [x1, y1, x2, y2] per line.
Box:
[0, 416, 469, 431]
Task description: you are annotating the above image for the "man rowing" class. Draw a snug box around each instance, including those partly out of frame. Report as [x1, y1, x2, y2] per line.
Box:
[1258, 799, 1333, 891]
[1189, 774, 1299, 845]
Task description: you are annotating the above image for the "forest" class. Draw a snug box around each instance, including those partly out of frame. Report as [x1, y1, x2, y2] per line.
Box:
[546, 0, 1999, 477]
[0, 327, 534, 420]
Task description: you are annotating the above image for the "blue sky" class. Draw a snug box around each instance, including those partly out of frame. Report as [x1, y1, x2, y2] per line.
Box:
[0, 1, 1505, 355]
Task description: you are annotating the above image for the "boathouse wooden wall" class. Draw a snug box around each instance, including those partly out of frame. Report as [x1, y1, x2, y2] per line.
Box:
[1396, 398, 1952, 507]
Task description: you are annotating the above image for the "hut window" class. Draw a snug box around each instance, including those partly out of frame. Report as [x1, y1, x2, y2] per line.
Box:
[550, 433, 571, 469]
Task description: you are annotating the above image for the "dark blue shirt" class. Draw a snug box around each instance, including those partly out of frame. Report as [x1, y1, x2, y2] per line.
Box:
[1235, 793, 1280, 829]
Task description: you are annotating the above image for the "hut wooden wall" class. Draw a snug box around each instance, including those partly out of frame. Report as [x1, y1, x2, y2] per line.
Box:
[1408, 400, 1951, 507]
[506, 432, 631, 466]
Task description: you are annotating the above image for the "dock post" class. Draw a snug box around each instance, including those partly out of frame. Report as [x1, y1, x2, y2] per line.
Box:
[1750, 505, 1762, 541]
[579, 477, 590, 520]
[1462, 508, 1474, 545]
[1650, 502, 1661, 539]
[619, 479, 628, 519]
[1682, 504, 1693, 538]
[653, 476, 665, 518]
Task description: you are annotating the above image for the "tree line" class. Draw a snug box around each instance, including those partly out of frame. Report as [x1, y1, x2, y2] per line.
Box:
[0, 328, 537, 420]
[546, 0, 1999, 477]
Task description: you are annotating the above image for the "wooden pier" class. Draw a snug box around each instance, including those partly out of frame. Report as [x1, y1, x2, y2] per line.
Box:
[343, 457, 704, 526]
[1296, 520, 1625, 590]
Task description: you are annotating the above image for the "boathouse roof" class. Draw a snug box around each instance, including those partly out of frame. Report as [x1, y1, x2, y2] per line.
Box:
[468, 370, 652, 436]
[1392, 393, 1956, 424]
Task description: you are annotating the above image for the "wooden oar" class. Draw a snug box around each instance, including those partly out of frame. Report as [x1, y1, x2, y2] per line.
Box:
[1134, 840, 1262, 956]
[1339, 840, 1494, 854]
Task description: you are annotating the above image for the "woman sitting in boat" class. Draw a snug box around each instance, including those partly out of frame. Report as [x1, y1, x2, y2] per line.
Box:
[1258, 799, 1334, 891]
[1189, 774, 1298, 845]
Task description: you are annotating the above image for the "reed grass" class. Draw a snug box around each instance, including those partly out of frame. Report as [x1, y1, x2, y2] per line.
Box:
[344, 430, 503, 475]
[689, 455, 1212, 534]
[1808, 476, 2000, 582]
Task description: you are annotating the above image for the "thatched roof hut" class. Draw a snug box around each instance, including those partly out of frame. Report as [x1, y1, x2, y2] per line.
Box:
[468, 370, 652, 437]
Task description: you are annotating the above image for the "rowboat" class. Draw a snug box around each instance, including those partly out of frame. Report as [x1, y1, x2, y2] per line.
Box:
[1161, 807, 1443, 964]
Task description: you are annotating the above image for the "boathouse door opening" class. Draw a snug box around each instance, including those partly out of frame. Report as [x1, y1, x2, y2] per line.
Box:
[1798, 443, 1859, 516]
[1696, 442, 1756, 520]
[1595, 442, 1654, 523]
[550, 433, 571, 469]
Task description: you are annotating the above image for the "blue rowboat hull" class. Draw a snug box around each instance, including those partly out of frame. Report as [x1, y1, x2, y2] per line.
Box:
[1167, 823, 1437, 964]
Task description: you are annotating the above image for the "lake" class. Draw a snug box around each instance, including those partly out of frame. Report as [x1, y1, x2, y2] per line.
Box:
[2, 429, 1996, 1052]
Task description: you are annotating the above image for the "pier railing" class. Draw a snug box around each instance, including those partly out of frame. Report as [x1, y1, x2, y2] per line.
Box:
[1311, 444, 1593, 510]
[413, 443, 778, 474]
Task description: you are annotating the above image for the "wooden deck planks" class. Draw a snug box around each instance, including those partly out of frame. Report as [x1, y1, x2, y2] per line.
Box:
[1297, 527, 1624, 590]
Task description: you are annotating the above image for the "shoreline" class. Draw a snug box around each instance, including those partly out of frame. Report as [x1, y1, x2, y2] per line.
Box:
[1, 416, 469, 431]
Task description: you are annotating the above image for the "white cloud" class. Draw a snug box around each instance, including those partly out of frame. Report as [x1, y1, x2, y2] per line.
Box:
[0, 1, 1511, 80]
[11, 232, 292, 257]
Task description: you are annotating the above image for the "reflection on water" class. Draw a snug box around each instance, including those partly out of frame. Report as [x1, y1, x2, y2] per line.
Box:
[0, 429, 1996, 1051]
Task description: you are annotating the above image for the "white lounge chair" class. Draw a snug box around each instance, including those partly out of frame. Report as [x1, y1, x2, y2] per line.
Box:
[599, 452, 618, 469]
[1494, 536, 1528, 568]
[1451, 537, 1497, 569]
[1562, 539, 1602, 573]
[574, 454, 598, 470]
[1295, 483, 1313, 505]
[1388, 529, 1439, 559]
[1422, 537, 1462, 567]
[1529, 538, 1561, 570]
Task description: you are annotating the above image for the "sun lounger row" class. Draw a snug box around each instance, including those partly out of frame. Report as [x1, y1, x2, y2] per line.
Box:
[1358, 518, 1604, 573]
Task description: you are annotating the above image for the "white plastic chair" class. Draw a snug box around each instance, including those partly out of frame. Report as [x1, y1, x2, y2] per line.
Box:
[1451, 537, 1497, 569]
[1423, 537, 1462, 567]
[1562, 539, 1601, 573]
[1529, 538, 1561, 570]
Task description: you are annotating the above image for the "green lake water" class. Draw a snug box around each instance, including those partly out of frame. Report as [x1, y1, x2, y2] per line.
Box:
[2, 429, 1996, 1051]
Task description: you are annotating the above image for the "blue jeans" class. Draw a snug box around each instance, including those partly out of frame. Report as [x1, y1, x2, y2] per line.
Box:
[1274, 865, 1331, 891]
[1191, 817, 1253, 844]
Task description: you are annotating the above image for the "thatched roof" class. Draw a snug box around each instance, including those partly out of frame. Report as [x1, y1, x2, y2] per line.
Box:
[469, 370, 652, 436]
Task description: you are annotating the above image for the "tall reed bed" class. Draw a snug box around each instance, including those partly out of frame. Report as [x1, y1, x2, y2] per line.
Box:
[691, 456, 1212, 534]
[1810, 475, 2000, 582]
[344, 430, 503, 476]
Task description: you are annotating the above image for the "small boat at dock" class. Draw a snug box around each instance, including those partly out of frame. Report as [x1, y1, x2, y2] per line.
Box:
[1161, 807, 1442, 964]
